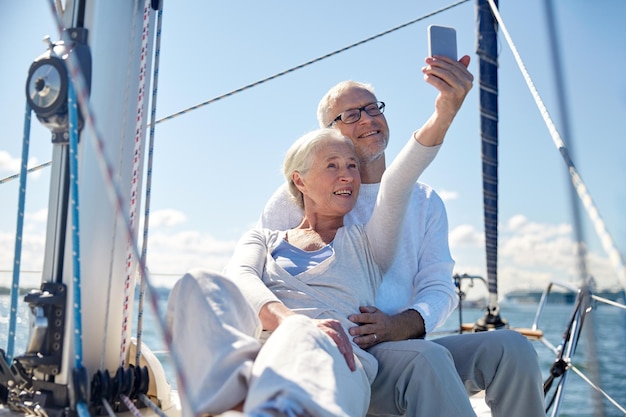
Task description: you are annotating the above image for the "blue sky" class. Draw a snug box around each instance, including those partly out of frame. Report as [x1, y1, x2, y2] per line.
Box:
[1, 1, 625, 297]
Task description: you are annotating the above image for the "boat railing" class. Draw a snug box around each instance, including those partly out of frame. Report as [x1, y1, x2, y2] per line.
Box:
[436, 275, 626, 416]
[532, 280, 626, 416]
[531, 280, 581, 333]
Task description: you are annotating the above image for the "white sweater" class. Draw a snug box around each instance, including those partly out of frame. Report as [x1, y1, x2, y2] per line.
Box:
[258, 140, 457, 334]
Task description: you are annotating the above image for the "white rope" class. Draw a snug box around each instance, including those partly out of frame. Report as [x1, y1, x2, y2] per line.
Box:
[101, 398, 116, 417]
[138, 393, 169, 417]
[120, 394, 144, 417]
[136, 2, 165, 366]
[45, 0, 191, 405]
[486, 0, 626, 291]
[119, 0, 153, 368]
[569, 364, 626, 414]
[0, 161, 51, 185]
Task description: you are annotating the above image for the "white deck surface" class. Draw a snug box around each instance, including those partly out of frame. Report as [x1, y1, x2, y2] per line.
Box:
[0, 394, 491, 417]
[470, 391, 493, 417]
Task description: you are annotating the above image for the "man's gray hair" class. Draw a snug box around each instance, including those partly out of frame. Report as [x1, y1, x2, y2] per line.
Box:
[316, 80, 376, 128]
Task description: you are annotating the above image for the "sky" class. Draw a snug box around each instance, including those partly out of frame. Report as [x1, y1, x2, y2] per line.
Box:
[1, 1, 625, 299]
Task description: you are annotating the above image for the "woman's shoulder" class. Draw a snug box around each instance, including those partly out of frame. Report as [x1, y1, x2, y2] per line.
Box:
[336, 224, 367, 241]
[239, 227, 286, 245]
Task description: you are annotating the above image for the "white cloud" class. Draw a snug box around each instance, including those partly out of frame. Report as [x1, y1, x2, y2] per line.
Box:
[449, 224, 483, 247]
[148, 209, 187, 227]
[499, 215, 578, 276]
[0, 150, 42, 180]
[505, 214, 572, 239]
[506, 214, 527, 231]
[2, 209, 621, 294]
[0, 150, 20, 172]
[0, 207, 236, 288]
[497, 265, 554, 296]
[142, 230, 237, 286]
[23, 209, 48, 235]
[0, 230, 46, 288]
[449, 215, 620, 294]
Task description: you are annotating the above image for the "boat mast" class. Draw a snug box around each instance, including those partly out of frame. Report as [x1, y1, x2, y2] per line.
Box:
[1, 1, 174, 414]
[474, 0, 507, 330]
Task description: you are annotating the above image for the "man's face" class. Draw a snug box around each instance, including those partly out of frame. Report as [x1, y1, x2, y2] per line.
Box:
[329, 87, 390, 165]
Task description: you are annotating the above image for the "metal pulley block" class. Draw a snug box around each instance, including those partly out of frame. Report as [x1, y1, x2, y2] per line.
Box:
[25, 28, 91, 141]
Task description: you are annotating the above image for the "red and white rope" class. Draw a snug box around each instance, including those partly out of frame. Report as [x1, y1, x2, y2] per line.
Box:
[120, 0, 152, 366]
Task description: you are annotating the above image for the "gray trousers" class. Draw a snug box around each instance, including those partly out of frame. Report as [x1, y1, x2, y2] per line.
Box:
[367, 330, 545, 417]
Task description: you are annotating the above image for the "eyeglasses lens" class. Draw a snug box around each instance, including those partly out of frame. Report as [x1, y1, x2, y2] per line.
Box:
[341, 102, 385, 124]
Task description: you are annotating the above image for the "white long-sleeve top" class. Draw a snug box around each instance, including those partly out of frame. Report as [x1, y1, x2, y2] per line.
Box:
[258, 138, 458, 334]
[225, 139, 439, 382]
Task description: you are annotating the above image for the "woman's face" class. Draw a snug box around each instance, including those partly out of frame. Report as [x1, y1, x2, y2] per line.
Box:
[295, 139, 361, 218]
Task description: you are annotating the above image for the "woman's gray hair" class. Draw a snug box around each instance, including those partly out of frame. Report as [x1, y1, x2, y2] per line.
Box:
[316, 80, 376, 128]
[283, 128, 356, 210]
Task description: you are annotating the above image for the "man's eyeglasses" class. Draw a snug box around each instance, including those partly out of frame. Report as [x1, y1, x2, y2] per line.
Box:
[328, 101, 385, 127]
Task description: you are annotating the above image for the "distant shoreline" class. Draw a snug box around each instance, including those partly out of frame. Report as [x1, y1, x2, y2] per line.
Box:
[504, 288, 626, 304]
[1, 285, 624, 303]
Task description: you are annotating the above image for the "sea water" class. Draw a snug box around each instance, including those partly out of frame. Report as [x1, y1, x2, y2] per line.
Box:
[450, 302, 626, 417]
[1, 289, 625, 417]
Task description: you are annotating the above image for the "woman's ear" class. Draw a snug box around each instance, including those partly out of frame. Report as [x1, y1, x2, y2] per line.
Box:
[292, 171, 306, 193]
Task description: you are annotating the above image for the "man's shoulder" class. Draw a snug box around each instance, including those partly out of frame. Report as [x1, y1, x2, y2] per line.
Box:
[413, 181, 432, 193]
[408, 182, 448, 215]
[266, 182, 291, 203]
[412, 181, 439, 200]
[258, 183, 303, 230]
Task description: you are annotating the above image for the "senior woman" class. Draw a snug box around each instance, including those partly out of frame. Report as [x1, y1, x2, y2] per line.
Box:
[167, 127, 442, 417]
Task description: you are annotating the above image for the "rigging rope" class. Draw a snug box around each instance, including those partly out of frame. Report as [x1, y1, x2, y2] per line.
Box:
[152, 0, 470, 126]
[103, 0, 144, 370]
[138, 393, 168, 417]
[0, 161, 51, 185]
[569, 352, 626, 414]
[543, 0, 589, 285]
[485, 0, 626, 291]
[120, 395, 144, 417]
[136, 2, 164, 367]
[542, 3, 603, 415]
[119, 0, 153, 368]
[67, 75, 90, 417]
[45, 0, 192, 408]
[101, 398, 116, 417]
[97, 0, 146, 371]
[3, 1, 470, 183]
[6, 102, 32, 362]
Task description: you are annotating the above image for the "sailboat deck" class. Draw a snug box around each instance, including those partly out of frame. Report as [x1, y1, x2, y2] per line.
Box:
[471, 392, 492, 417]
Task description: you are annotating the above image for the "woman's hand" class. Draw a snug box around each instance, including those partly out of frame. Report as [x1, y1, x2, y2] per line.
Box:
[261, 303, 356, 371]
[313, 318, 356, 371]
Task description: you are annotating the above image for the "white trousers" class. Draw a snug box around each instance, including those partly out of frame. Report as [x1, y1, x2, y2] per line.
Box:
[166, 270, 370, 417]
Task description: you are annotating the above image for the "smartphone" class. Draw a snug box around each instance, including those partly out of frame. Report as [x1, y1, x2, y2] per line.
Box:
[427, 25, 457, 60]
